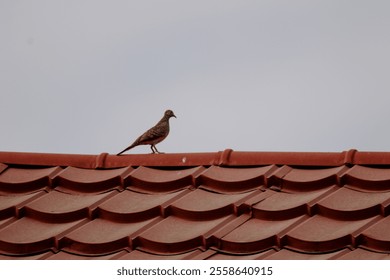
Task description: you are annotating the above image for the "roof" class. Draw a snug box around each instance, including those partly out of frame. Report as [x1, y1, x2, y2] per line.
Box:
[1, 149, 390, 260]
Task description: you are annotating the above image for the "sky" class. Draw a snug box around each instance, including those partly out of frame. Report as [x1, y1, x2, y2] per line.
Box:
[1, 0, 390, 155]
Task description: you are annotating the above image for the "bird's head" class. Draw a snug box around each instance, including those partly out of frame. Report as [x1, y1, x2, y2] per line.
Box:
[165, 109, 177, 119]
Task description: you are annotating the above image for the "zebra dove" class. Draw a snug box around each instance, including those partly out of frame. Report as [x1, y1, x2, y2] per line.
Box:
[117, 109, 176, 155]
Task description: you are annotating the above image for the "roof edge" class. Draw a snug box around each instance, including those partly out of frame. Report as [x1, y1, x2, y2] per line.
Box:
[1, 149, 390, 168]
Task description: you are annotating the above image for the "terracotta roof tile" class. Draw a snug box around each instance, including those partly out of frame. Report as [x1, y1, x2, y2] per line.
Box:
[345, 165, 390, 181]
[0, 217, 87, 255]
[24, 190, 116, 222]
[1, 150, 390, 259]
[0, 163, 8, 174]
[170, 189, 255, 219]
[317, 187, 390, 219]
[0, 217, 15, 229]
[341, 165, 390, 191]
[219, 215, 306, 253]
[359, 215, 390, 251]
[253, 188, 334, 219]
[197, 165, 276, 192]
[264, 248, 349, 260]
[270, 166, 346, 191]
[62, 217, 161, 255]
[45, 250, 125, 260]
[137, 215, 236, 253]
[335, 248, 390, 260]
[126, 166, 204, 193]
[54, 166, 131, 193]
[116, 249, 203, 260]
[0, 166, 61, 193]
[0, 191, 44, 220]
[206, 249, 275, 260]
[284, 215, 381, 253]
[98, 190, 187, 222]
[0, 251, 53, 260]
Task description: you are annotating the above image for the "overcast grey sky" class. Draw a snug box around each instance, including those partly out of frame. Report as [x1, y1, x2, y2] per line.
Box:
[1, 1, 390, 155]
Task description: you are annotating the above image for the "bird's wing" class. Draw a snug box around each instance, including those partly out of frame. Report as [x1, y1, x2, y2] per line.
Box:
[138, 124, 168, 144]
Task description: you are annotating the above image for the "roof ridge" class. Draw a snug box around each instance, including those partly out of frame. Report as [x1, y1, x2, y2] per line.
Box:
[1, 149, 390, 168]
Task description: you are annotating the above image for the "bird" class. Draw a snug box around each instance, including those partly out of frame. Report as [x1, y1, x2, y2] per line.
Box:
[117, 109, 176, 155]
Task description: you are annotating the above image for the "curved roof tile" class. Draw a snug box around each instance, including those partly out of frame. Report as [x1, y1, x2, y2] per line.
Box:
[1, 150, 390, 259]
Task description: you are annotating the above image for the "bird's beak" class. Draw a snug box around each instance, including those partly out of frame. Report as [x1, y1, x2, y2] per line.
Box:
[173, 114, 177, 118]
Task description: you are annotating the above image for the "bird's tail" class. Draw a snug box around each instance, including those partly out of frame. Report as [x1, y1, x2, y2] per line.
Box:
[116, 143, 136, 156]
[116, 149, 126, 156]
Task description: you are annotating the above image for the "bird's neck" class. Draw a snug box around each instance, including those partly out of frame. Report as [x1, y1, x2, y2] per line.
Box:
[158, 115, 170, 125]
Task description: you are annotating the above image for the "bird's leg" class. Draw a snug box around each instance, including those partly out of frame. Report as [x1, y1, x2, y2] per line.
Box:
[150, 145, 156, 154]
[152, 145, 164, 154]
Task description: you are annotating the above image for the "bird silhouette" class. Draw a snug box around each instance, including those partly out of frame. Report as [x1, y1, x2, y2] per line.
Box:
[117, 109, 176, 155]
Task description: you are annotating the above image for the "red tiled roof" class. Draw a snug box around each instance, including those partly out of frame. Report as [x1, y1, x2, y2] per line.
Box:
[1, 149, 390, 259]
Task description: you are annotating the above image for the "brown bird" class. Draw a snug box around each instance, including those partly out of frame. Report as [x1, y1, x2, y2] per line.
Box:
[117, 109, 176, 155]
